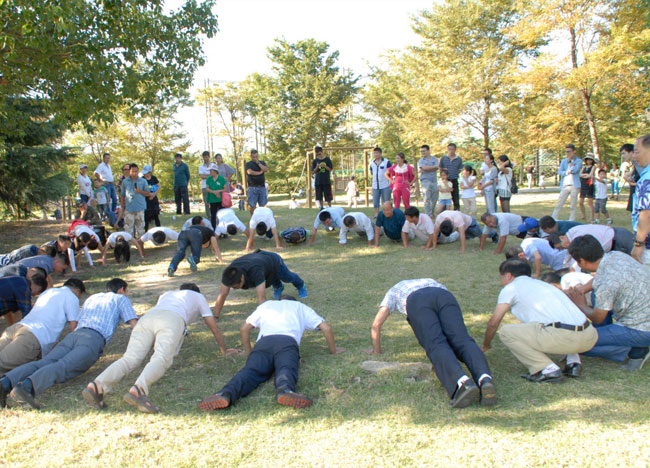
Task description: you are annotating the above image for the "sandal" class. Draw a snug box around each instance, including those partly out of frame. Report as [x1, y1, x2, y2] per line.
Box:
[81, 382, 107, 410]
[123, 386, 160, 414]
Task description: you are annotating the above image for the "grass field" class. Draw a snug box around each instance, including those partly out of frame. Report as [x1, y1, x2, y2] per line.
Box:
[1, 193, 649, 468]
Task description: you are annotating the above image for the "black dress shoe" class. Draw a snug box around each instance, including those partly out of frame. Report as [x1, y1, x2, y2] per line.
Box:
[10, 383, 40, 410]
[521, 369, 563, 383]
[450, 380, 480, 408]
[479, 377, 497, 406]
[562, 363, 582, 378]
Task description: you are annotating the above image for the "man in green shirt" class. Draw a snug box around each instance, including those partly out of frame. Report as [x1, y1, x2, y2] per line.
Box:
[205, 163, 227, 230]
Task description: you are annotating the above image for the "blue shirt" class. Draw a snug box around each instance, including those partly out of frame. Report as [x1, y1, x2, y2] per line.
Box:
[121, 176, 148, 212]
[376, 208, 406, 240]
[556, 220, 582, 234]
[17, 255, 54, 274]
[77, 292, 138, 343]
[313, 207, 345, 229]
[558, 157, 582, 188]
[173, 161, 191, 187]
[0, 276, 32, 317]
[632, 164, 650, 248]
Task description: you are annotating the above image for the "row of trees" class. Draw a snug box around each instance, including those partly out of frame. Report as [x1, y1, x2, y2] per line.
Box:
[364, 0, 650, 166]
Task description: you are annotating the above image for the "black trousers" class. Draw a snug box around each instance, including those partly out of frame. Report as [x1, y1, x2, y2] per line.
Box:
[144, 210, 161, 232]
[209, 202, 222, 230]
[174, 186, 190, 214]
[406, 287, 491, 397]
[450, 178, 460, 211]
[220, 335, 299, 403]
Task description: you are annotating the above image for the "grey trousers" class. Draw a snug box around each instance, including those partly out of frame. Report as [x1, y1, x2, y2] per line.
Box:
[5, 328, 104, 395]
[421, 181, 438, 217]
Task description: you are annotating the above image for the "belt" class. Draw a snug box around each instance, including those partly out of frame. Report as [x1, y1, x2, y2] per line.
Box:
[545, 321, 590, 332]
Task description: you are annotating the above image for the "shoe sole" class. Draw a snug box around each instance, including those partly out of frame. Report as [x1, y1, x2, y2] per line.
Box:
[11, 386, 40, 410]
[123, 392, 159, 414]
[277, 393, 312, 408]
[480, 382, 497, 406]
[197, 395, 230, 411]
[187, 257, 197, 272]
[451, 385, 480, 408]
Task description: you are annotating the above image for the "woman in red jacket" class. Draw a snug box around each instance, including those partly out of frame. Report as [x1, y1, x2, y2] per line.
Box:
[385, 152, 415, 210]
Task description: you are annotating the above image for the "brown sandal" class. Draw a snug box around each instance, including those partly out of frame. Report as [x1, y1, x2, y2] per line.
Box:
[123, 386, 160, 414]
[81, 382, 107, 410]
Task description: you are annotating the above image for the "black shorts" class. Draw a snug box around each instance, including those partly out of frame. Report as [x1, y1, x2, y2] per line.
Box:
[315, 184, 333, 202]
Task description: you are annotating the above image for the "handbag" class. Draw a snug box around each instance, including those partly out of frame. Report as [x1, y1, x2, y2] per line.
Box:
[221, 191, 233, 208]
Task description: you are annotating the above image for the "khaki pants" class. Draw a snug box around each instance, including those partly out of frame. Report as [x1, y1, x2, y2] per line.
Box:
[462, 197, 477, 218]
[95, 309, 186, 395]
[552, 186, 580, 221]
[124, 211, 145, 238]
[498, 322, 598, 374]
[0, 323, 42, 374]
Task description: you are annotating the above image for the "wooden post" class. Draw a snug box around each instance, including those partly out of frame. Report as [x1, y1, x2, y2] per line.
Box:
[306, 149, 313, 209]
[364, 149, 370, 207]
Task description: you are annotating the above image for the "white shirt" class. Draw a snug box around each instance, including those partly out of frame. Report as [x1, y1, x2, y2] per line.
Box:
[246, 300, 325, 346]
[215, 208, 247, 235]
[199, 163, 211, 189]
[20, 287, 80, 354]
[520, 238, 565, 270]
[149, 290, 213, 326]
[313, 206, 345, 229]
[594, 179, 608, 199]
[435, 211, 473, 231]
[460, 175, 476, 198]
[339, 212, 374, 244]
[77, 174, 93, 197]
[566, 225, 614, 252]
[94, 161, 114, 183]
[249, 207, 277, 230]
[482, 213, 522, 237]
[497, 276, 586, 326]
[107, 231, 132, 248]
[140, 227, 179, 245]
[402, 213, 435, 236]
[182, 217, 212, 231]
[560, 272, 593, 290]
[380, 279, 447, 316]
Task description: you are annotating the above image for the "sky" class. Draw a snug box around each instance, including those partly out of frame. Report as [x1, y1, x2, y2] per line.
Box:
[171, 0, 436, 152]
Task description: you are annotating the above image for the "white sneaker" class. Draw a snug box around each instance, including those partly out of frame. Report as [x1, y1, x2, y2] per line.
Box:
[606, 218, 612, 225]
[593, 219, 599, 224]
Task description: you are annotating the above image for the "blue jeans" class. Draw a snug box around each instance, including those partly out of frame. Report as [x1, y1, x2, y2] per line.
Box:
[583, 324, 650, 362]
[220, 335, 300, 403]
[170, 229, 203, 272]
[5, 328, 104, 395]
[247, 186, 268, 208]
[483, 189, 497, 214]
[105, 182, 118, 212]
[466, 218, 482, 239]
[80, 194, 89, 203]
[372, 187, 392, 209]
[98, 204, 116, 225]
[268, 252, 304, 290]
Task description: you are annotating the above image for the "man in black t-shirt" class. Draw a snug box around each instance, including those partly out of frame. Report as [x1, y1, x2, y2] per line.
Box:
[212, 250, 308, 319]
[311, 146, 333, 208]
[245, 149, 269, 215]
[167, 216, 223, 276]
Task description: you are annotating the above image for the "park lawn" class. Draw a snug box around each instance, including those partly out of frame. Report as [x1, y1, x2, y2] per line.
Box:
[0, 193, 649, 468]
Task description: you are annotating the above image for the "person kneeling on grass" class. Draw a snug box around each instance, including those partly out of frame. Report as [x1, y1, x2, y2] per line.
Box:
[213, 250, 308, 320]
[280, 227, 309, 245]
[340, 213, 376, 247]
[82, 283, 239, 413]
[308, 206, 346, 245]
[368, 279, 496, 408]
[0, 278, 138, 410]
[431, 211, 483, 254]
[139, 226, 179, 247]
[167, 218, 222, 277]
[246, 206, 283, 251]
[101, 231, 145, 264]
[198, 296, 344, 411]
[482, 259, 597, 383]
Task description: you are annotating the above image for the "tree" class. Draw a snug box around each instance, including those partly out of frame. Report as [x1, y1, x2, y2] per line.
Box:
[197, 82, 255, 181]
[0, 0, 218, 133]
[261, 38, 358, 181]
[0, 98, 74, 218]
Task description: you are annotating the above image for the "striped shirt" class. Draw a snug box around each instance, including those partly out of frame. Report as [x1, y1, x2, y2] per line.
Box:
[439, 155, 464, 180]
[380, 279, 447, 316]
[77, 292, 138, 343]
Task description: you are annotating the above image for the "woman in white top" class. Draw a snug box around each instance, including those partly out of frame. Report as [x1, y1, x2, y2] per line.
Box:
[478, 153, 497, 214]
[460, 165, 477, 218]
[77, 165, 93, 204]
[496, 155, 513, 213]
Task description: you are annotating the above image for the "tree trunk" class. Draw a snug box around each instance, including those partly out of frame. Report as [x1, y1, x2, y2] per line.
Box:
[569, 27, 601, 160]
[482, 96, 491, 149]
